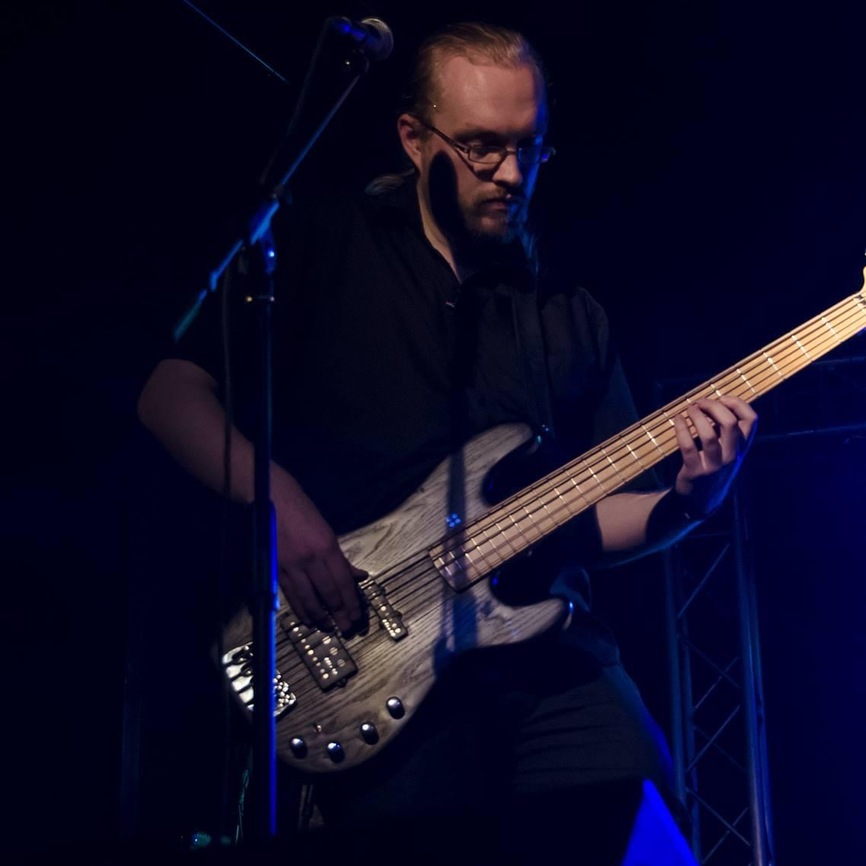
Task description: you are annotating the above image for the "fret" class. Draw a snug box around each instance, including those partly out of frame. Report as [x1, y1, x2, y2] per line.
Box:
[762, 350, 783, 379]
[584, 461, 609, 496]
[735, 367, 758, 396]
[527, 497, 559, 535]
[641, 422, 665, 459]
[791, 334, 812, 360]
[622, 436, 648, 472]
[820, 314, 839, 340]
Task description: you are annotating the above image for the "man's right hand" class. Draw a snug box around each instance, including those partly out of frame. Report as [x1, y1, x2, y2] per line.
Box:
[271, 464, 365, 634]
[137, 359, 365, 632]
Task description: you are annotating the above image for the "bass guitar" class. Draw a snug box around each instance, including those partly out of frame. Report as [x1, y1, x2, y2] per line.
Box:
[221, 267, 866, 774]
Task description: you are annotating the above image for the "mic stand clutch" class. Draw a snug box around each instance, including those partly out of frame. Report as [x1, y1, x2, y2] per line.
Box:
[171, 24, 381, 846]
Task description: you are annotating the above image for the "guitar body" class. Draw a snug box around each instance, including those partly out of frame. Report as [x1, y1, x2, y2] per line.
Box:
[220, 423, 570, 775]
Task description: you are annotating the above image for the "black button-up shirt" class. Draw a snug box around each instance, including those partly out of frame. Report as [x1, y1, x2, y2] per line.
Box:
[177, 176, 656, 660]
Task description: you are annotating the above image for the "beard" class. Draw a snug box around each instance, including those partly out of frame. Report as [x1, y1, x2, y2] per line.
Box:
[446, 195, 531, 271]
[426, 154, 532, 263]
[462, 196, 526, 243]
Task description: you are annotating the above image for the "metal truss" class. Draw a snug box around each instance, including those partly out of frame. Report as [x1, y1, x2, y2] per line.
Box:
[656, 350, 866, 866]
[662, 493, 774, 866]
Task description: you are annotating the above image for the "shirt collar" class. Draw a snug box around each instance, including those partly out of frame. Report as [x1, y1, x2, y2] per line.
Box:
[366, 173, 536, 292]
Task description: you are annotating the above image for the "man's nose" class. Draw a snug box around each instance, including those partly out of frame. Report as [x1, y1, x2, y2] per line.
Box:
[492, 151, 524, 186]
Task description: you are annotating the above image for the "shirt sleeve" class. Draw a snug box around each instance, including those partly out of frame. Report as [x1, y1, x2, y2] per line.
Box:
[542, 283, 663, 493]
[167, 193, 319, 390]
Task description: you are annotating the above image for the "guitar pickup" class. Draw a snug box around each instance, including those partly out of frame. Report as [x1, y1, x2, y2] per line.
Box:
[361, 579, 407, 641]
[281, 616, 358, 691]
[222, 644, 297, 718]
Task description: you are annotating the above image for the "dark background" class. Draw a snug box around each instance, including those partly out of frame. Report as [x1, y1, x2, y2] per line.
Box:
[2, 1, 865, 862]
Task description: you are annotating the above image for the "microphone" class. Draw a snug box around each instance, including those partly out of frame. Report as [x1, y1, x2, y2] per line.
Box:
[329, 16, 394, 62]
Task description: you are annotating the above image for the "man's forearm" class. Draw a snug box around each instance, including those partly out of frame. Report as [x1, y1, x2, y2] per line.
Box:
[595, 488, 703, 565]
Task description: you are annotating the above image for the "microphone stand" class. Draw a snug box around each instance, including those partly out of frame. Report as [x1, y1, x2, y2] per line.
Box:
[171, 38, 372, 848]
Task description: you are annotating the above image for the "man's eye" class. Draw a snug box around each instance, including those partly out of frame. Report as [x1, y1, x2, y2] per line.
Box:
[471, 145, 504, 157]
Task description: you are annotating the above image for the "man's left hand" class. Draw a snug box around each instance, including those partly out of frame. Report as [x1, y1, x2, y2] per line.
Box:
[673, 395, 758, 517]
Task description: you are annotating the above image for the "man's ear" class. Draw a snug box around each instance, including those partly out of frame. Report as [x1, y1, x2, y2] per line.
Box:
[397, 113, 424, 171]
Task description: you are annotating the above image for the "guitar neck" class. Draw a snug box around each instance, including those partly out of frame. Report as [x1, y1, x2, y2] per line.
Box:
[432, 287, 866, 580]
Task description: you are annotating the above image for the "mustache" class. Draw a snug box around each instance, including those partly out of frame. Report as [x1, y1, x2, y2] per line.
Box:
[480, 194, 525, 205]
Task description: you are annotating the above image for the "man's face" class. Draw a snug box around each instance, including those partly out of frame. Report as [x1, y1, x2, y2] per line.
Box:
[409, 55, 548, 248]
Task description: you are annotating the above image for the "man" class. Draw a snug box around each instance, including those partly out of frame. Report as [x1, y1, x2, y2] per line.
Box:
[137, 21, 756, 865]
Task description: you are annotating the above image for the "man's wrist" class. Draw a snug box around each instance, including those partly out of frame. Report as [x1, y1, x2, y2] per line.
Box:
[646, 488, 712, 542]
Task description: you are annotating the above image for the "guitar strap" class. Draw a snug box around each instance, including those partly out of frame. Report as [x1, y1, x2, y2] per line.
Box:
[510, 285, 557, 441]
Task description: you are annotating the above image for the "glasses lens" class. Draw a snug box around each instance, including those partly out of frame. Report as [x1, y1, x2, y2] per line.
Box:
[467, 145, 555, 166]
[469, 145, 507, 165]
[518, 146, 555, 165]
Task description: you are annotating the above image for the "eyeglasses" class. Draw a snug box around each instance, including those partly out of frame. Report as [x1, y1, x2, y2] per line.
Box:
[416, 119, 555, 168]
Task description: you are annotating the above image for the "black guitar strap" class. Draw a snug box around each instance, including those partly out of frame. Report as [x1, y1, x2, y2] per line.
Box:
[511, 285, 557, 441]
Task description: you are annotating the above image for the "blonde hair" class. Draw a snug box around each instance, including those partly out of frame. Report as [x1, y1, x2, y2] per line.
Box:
[401, 21, 548, 121]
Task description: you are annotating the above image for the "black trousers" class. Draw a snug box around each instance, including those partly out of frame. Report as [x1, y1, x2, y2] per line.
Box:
[281, 634, 688, 866]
